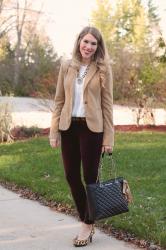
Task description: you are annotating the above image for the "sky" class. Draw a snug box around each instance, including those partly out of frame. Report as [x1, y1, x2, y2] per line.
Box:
[41, 0, 96, 56]
[36, 0, 166, 57]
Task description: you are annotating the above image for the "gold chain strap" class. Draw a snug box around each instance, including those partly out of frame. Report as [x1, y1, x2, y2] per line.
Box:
[96, 153, 117, 183]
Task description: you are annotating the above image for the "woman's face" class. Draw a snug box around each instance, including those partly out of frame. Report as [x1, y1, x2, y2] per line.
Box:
[79, 33, 98, 64]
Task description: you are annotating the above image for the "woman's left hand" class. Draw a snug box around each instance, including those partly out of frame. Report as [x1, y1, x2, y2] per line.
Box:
[102, 145, 113, 154]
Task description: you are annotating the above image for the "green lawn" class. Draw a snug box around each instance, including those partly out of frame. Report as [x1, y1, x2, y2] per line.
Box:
[0, 132, 166, 247]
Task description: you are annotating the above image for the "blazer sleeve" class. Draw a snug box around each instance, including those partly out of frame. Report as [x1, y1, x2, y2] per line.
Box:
[101, 65, 114, 147]
[49, 61, 66, 140]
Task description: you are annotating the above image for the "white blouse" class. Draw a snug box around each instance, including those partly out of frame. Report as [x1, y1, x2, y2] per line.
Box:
[72, 65, 88, 117]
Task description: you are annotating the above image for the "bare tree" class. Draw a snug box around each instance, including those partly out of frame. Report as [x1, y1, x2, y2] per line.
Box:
[13, 0, 44, 88]
[13, 0, 27, 87]
[0, 0, 14, 38]
[0, 0, 45, 89]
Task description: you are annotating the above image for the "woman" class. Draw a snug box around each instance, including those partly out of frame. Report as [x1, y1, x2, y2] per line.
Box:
[49, 26, 114, 247]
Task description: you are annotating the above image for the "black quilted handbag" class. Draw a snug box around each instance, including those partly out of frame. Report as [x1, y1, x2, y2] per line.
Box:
[86, 153, 132, 221]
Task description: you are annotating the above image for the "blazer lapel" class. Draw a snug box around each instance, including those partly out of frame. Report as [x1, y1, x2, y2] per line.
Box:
[68, 67, 77, 98]
[83, 62, 97, 92]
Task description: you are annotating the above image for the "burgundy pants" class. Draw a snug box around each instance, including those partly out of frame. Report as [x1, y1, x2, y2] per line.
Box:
[60, 120, 103, 224]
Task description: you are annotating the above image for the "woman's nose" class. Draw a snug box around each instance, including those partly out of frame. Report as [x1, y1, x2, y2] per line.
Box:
[86, 42, 92, 50]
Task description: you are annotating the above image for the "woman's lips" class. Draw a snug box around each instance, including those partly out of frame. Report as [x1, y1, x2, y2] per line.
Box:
[84, 51, 91, 55]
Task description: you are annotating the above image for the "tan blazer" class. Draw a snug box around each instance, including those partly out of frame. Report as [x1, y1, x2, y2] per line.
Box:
[50, 59, 114, 147]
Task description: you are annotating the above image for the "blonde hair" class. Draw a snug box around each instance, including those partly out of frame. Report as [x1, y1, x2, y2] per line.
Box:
[72, 26, 111, 87]
[72, 26, 109, 66]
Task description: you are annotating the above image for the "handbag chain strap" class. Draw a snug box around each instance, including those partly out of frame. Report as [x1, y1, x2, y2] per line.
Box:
[97, 152, 117, 183]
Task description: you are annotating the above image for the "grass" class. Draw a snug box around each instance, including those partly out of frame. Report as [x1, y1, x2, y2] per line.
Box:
[0, 132, 166, 247]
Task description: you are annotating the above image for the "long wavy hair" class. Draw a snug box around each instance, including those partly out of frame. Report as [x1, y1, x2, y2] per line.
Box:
[72, 26, 109, 64]
[72, 26, 110, 86]
[72, 26, 110, 87]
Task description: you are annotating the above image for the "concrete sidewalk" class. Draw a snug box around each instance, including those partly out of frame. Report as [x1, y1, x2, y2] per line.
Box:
[0, 186, 141, 250]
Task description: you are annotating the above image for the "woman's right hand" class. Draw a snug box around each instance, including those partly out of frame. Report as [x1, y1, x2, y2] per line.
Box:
[50, 139, 60, 148]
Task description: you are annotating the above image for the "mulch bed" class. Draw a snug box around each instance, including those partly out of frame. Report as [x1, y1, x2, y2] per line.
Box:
[115, 125, 166, 132]
[0, 181, 164, 250]
[10, 125, 166, 141]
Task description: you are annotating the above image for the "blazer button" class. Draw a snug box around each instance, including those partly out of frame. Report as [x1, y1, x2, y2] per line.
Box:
[84, 101, 87, 104]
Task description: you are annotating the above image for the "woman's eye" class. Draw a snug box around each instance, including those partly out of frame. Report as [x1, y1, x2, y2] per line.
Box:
[83, 40, 97, 46]
[83, 40, 89, 43]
